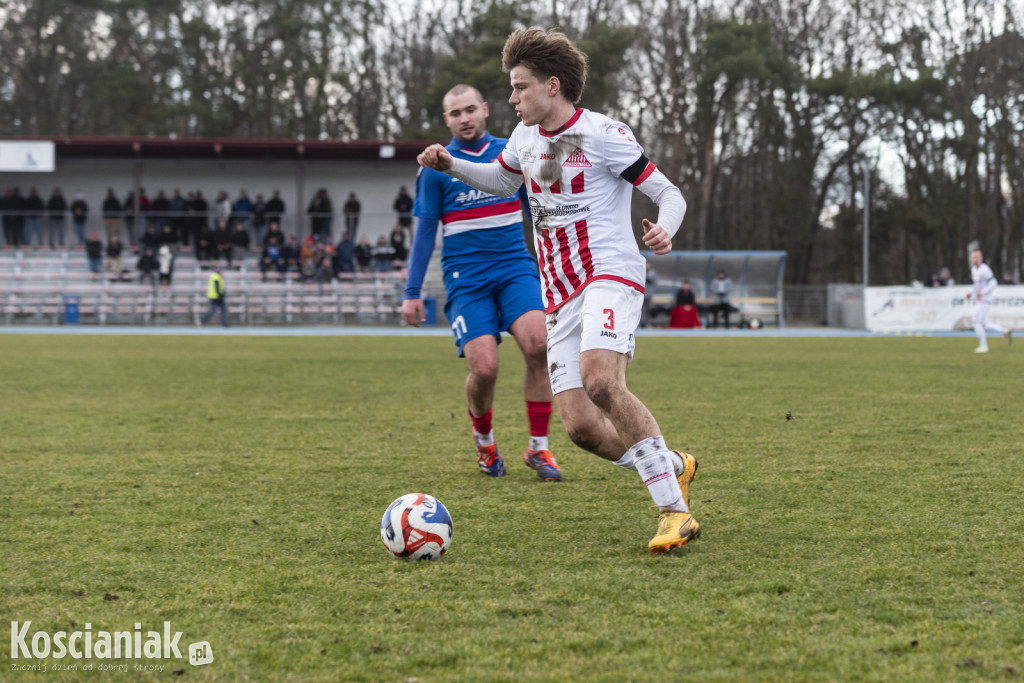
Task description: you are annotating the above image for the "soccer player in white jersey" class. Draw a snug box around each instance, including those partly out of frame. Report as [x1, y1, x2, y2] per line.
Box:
[967, 248, 1011, 353]
[417, 27, 699, 554]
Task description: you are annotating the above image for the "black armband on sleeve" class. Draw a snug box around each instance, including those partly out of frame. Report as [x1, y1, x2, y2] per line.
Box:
[620, 154, 651, 185]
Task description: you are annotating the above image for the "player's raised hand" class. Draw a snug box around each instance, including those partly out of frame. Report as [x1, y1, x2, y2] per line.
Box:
[401, 298, 425, 327]
[418, 144, 454, 172]
[642, 218, 673, 255]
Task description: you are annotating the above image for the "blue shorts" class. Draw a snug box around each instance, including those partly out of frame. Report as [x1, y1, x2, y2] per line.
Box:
[443, 258, 543, 357]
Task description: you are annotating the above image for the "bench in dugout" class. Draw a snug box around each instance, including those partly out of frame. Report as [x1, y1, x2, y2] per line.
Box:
[643, 250, 787, 328]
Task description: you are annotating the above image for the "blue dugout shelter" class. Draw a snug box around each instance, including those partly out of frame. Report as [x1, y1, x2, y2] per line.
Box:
[643, 251, 788, 327]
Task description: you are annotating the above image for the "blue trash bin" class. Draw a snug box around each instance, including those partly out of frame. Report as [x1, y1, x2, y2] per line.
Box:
[64, 295, 80, 325]
[423, 297, 437, 326]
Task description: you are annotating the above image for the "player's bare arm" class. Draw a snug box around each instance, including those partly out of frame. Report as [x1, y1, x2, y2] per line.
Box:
[417, 144, 453, 172]
[401, 298, 425, 327]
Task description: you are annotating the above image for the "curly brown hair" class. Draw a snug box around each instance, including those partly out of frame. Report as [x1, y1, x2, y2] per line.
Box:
[501, 28, 588, 104]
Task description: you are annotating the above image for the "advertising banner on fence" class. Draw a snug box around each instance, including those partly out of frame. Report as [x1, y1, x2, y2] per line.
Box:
[865, 285, 1024, 332]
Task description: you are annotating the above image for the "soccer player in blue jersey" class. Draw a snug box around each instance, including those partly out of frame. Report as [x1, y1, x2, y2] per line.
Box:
[402, 84, 561, 481]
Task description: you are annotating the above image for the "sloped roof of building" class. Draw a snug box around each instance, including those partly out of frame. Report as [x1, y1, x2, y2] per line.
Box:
[7, 136, 436, 161]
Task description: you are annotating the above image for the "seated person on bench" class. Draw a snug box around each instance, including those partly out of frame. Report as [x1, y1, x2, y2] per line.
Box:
[707, 270, 738, 328]
[668, 279, 702, 328]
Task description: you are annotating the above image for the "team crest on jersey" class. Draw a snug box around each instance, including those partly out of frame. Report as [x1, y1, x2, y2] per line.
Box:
[562, 147, 592, 167]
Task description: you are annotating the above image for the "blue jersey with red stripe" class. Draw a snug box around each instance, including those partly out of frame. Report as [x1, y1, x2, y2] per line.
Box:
[412, 132, 533, 275]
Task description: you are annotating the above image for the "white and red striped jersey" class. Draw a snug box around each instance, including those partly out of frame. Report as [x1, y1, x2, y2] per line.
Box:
[498, 108, 655, 312]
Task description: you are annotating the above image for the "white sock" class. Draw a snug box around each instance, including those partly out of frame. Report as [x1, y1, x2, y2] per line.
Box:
[613, 451, 637, 471]
[631, 436, 688, 512]
[528, 436, 549, 452]
[474, 430, 495, 447]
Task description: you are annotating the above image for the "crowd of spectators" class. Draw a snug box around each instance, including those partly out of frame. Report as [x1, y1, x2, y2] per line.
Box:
[1, 185, 288, 249]
[257, 223, 408, 283]
[1, 185, 414, 248]
[1, 185, 416, 284]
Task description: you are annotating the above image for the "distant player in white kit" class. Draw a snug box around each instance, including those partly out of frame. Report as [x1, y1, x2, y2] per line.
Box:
[417, 27, 699, 553]
[967, 248, 1011, 353]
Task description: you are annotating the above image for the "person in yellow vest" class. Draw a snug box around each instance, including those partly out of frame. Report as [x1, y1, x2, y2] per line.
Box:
[199, 267, 228, 327]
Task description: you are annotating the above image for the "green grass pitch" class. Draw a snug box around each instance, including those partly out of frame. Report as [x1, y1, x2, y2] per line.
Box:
[1, 334, 1022, 681]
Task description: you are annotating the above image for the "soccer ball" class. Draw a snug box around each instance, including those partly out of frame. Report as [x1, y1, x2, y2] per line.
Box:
[380, 493, 453, 560]
[749, 317, 762, 330]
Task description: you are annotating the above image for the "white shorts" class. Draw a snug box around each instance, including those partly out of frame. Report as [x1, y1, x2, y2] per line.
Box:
[546, 280, 642, 395]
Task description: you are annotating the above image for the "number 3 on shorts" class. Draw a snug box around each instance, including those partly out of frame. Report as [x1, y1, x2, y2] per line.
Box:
[603, 308, 615, 330]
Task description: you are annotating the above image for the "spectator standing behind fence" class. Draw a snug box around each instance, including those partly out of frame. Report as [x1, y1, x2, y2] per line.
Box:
[343, 192, 360, 239]
[199, 267, 228, 327]
[20, 188, 41, 248]
[192, 190, 209, 238]
[137, 247, 158, 285]
[10, 188, 26, 247]
[151, 191, 169, 230]
[307, 189, 333, 239]
[105, 234, 124, 281]
[265, 190, 285, 227]
[3, 188, 26, 246]
[251, 193, 267, 247]
[122, 190, 137, 246]
[158, 244, 174, 285]
[47, 188, 66, 248]
[101, 189, 121, 242]
[137, 188, 151, 231]
[86, 232, 103, 274]
[23, 188, 44, 248]
[70, 194, 88, 245]
[394, 186, 413, 229]
[1, 188, 17, 246]
[213, 190, 231, 227]
[169, 189, 186, 245]
[232, 190, 252, 232]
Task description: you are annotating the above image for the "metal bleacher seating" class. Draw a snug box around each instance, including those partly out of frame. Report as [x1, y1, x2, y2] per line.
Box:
[0, 247, 407, 326]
